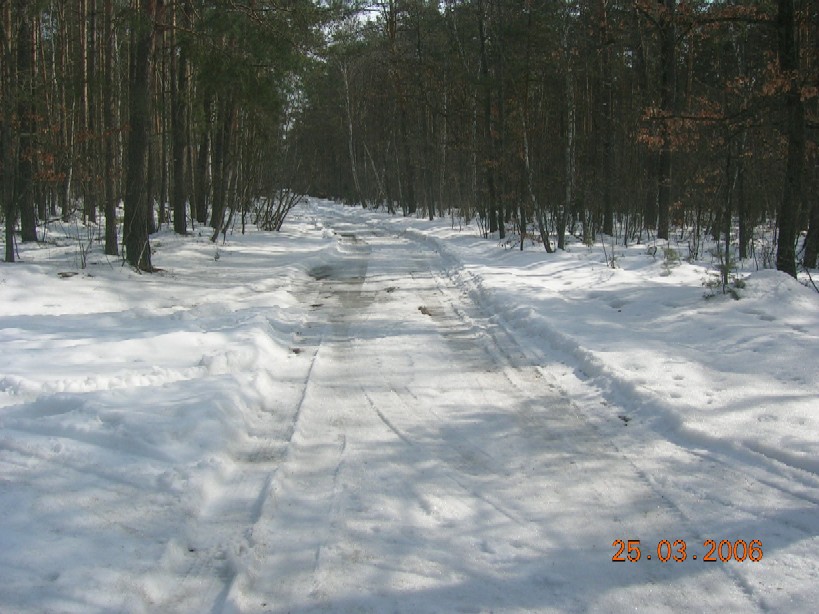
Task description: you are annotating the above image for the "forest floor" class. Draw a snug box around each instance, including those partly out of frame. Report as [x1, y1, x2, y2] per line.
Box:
[1, 200, 818, 613]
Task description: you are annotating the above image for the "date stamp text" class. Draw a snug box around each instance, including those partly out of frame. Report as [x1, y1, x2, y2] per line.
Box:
[612, 539, 763, 563]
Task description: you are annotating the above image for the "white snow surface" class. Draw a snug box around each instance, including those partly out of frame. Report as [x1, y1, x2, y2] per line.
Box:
[1, 200, 817, 613]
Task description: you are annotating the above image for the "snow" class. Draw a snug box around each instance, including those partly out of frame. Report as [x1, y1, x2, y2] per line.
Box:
[1, 200, 817, 613]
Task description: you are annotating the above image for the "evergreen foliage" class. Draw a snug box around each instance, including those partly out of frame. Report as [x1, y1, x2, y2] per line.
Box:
[0, 0, 816, 278]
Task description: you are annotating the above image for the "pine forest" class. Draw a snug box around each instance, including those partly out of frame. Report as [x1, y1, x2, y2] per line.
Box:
[1, 0, 818, 279]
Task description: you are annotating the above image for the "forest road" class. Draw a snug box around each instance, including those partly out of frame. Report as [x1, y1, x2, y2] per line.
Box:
[199, 224, 767, 613]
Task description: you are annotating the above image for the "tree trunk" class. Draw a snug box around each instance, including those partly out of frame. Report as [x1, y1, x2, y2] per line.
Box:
[57, 0, 73, 223]
[522, 7, 549, 253]
[78, 0, 90, 223]
[146, 126, 157, 234]
[599, 0, 614, 237]
[493, 5, 506, 239]
[123, 0, 157, 271]
[737, 136, 749, 260]
[722, 148, 735, 287]
[170, 1, 189, 234]
[806, 3, 819, 269]
[804, 197, 819, 269]
[775, 0, 803, 278]
[341, 63, 363, 207]
[2, 2, 14, 260]
[194, 91, 212, 224]
[33, 12, 48, 224]
[84, 0, 99, 224]
[210, 97, 235, 240]
[560, 11, 575, 251]
[478, 1, 499, 235]
[397, 104, 417, 216]
[103, 0, 118, 255]
[657, 0, 676, 241]
[15, 2, 37, 243]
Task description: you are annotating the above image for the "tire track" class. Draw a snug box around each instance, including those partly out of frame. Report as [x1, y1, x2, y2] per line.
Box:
[400, 231, 775, 613]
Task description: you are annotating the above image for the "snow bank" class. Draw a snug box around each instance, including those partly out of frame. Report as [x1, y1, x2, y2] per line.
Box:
[0, 218, 333, 612]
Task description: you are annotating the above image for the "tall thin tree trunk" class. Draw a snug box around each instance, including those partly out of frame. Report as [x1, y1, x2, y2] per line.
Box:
[657, 0, 676, 241]
[629, 3, 654, 236]
[599, 0, 614, 236]
[804, 198, 819, 269]
[478, 1, 498, 235]
[103, 0, 118, 255]
[34, 11, 48, 223]
[396, 103, 417, 216]
[737, 134, 749, 260]
[210, 97, 235, 241]
[805, 4, 819, 268]
[722, 147, 737, 287]
[341, 63, 363, 207]
[170, 0, 189, 234]
[16, 1, 37, 243]
[146, 124, 157, 234]
[123, 0, 157, 271]
[438, 88, 447, 219]
[775, 0, 803, 278]
[522, 6, 550, 253]
[559, 12, 575, 251]
[194, 91, 211, 224]
[2, 4, 15, 261]
[79, 0, 93, 223]
[524, 117, 551, 255]
[490, 0, 507, 237]
[58, 0, 73, 222]
[86, 0, 99, 224]
[92, 0, 102, 225]
[156, 29, 167, 228]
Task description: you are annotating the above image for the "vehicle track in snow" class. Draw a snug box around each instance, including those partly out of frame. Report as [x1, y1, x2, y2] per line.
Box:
[402, 229, 816, 612]
[212, 227, 770, 613]
[372, 240, 769, 613]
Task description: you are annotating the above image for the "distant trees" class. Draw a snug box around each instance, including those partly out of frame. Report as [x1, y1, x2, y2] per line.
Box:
[290, 0, 818, 278]
[1, 0, 332, 266]
[1, 1, 816, 279]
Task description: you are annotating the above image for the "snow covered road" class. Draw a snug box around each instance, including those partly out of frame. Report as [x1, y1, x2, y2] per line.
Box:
[2, 202, 817, 612]
[151, 225, 802, 612]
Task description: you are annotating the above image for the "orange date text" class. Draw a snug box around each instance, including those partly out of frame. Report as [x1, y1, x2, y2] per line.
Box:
[611, 539, 763, 563]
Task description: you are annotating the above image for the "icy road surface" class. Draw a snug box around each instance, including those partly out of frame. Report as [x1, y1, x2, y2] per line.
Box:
[1, 202, 817, 613]
[155, 226, 809, 612]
